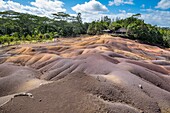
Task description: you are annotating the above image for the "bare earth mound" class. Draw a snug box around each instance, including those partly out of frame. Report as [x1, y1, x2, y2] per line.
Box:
[0, 35, 170, 113]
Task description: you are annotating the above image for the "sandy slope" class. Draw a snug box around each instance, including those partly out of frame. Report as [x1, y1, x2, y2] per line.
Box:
[0, 35, 170, 113]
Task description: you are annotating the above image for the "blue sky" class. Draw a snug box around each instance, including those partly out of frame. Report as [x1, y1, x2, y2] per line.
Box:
[0, 0, 170, 27]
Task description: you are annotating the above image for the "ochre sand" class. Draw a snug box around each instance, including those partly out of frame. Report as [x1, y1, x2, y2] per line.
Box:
[0, 35, 170, 113]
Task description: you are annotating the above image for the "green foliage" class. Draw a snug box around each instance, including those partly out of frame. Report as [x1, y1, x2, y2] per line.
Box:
[0, 11, 88, 45]
[26, 34, 32, 41]
[158, 28, 170, 47]
[0, 35, 5, 44]
[44, 33, 53, 40]
[37, 34, 44, 42]
[0, 11, 170, 48]
[44, 33, 51, 39]
[127, 23, 163, 44]
[87, 21, 109, 35]
[87, 22, 96, 35]
[109, 22, 122, 31]
[110, 16, 167, 47]
[0, 35, 11, 45]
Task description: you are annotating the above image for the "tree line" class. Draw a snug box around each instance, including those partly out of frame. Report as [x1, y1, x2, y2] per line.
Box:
[87, 14, 170, 47]
[0, 11, 88, 45]
[0, 11, 170, 47]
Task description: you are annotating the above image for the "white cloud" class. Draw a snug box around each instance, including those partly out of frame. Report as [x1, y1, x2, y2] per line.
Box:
[82, 8, 170, 27]
[119, 10, 126, 13]
[72, 0, 109, 14]
[0, 0, 169, 27]
[141, 4, 145, 9]
[31, 0, 65, 13]
[140, 9, 170, 27]
[81, 12, 134, 22]
[0, 0, 66, 17]
[155, 0, 170, 10]
[108, 0, 134, 6]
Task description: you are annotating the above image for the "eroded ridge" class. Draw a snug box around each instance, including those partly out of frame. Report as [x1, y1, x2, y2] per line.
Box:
[0, 35, 170, 113]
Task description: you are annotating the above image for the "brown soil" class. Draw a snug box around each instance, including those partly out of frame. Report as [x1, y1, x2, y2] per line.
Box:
[0, 35, 170, 113]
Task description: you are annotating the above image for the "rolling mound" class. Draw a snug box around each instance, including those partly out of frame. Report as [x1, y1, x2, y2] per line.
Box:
[0, 35, 170, 113]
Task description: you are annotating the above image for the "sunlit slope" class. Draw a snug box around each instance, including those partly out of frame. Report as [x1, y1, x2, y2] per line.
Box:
[1, 35, 170, 113]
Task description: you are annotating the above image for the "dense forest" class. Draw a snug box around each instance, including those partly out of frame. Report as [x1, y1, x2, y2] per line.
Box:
[0, 11, 170, 47]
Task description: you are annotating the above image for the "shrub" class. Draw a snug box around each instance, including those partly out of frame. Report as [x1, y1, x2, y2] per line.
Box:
[26, 34, 32, 41]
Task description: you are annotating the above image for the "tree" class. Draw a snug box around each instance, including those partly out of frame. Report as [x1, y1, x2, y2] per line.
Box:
[109, 22, 122, 31]
[53, 12, 71, 21]
[87, 21, 109, 35]
[0, 11, 169, 47]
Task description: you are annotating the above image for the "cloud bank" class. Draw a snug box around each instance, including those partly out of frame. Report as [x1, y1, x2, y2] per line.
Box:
[72, 0, 108, 14]
[108, 0, 134, 6]
[0, 0, 169, 27]
[155, 0, 170, 10]
[0, 0, 66, 17]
